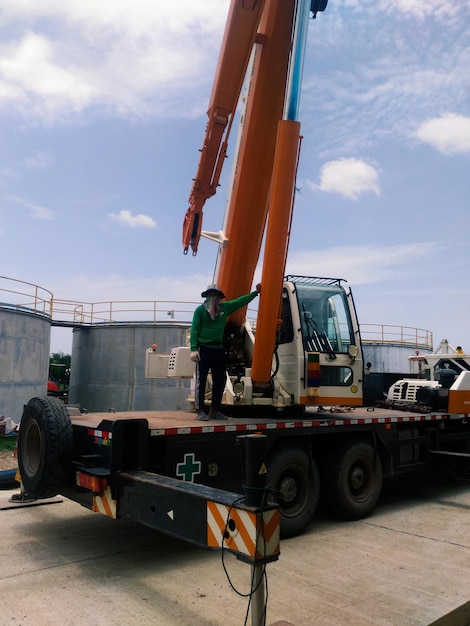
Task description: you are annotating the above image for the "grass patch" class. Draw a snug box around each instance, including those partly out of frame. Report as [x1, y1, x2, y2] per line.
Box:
[0, 436, 17, 452]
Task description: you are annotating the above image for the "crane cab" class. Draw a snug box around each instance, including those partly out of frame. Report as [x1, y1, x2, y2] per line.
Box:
[222, 275, 363, 411]
[274, 276, 363, 407]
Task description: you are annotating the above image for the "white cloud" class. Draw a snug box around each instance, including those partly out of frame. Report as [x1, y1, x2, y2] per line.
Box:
[0, 1, 228, 120]
[23, 150, 55, 170]
[0, 168, 18, 180]
[416, 113, 470, 155]
[380, 0, 461, 20]
[286, 242, 440, 284]
[301, 0, 470, 158]
[12, 196, 55, 220]
[308, 158, 380, 200]
[0, 1, 226, 37]
[108, 209, 156, 228]
[0, 32, 95, 116]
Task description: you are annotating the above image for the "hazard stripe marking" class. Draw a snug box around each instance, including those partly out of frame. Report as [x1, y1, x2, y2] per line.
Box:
[87, 428, 113, 440]
[207, 501, 280, 559]
[150, 412, 468, 437]
[207, 501, 227, 548]
[257, 509, 280, 559]
[207, 501, 252, 556]
[228, 507, 253, 555]
[92, 487, 117, 519]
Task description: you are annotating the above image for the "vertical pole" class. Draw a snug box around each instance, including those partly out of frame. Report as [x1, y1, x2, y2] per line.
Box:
[240, 434, 268, 626]
[251, 563, 266, 626]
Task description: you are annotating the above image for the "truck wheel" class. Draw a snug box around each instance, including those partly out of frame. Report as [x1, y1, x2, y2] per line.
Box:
[268, 447, 320, 538]
[324, 440, 382, 520]
[18, 396, 73, 499]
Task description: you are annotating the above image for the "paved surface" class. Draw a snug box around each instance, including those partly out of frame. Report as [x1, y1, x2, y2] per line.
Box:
[2, 474, 470, 625]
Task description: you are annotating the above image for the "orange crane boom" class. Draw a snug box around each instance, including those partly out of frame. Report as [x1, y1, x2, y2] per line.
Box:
[182, 0, 267, 256]
[183, 0, 326, 387]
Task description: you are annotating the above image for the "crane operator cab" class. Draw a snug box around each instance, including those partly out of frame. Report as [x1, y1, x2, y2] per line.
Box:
[272, 276, 363, 408]
[221, 275, 363, 412]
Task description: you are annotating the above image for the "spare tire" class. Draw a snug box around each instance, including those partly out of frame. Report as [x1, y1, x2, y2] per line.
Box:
[18, 396, 73, 498]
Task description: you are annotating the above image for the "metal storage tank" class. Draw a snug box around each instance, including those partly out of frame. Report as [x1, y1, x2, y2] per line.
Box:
[68, 320, 435, 412]
[360, 324, 433, 405]
[0, 278, 52, 420]
[68, 322, 192, 413]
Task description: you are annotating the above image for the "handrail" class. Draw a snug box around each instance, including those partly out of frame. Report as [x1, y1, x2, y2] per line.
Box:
[53, 299, 200, 325]
[0, 276, 433, 349]
[360, 323, 433, 350]
[0, 275, 53, 317]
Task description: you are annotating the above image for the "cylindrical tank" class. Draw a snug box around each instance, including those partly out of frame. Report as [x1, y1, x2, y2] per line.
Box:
[68, 323, 191, 413]
[361, 331, 433, 406]
[361, 343, 431, 374]
[0, 307, 51, 420]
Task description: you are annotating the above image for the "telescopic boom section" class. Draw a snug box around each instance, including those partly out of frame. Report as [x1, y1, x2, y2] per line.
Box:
[182, 0, 267, 255]
[214, 0, 296, 313]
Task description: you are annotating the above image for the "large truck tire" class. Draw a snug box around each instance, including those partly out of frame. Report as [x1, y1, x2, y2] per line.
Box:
[18, 396, 73, 499]
[324, 439, 382, 520]
[267, 446, 320, 538]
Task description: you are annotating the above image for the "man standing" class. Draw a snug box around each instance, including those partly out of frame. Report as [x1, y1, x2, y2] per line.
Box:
[190, 283, 261, 420]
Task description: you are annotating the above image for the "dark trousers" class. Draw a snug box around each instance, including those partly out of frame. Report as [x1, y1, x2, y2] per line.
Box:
[195, 345, 226, 412]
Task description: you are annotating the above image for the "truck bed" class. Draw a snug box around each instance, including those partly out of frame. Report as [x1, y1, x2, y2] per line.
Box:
[70, 405, 461, 438]
[24, 399, 470, 540]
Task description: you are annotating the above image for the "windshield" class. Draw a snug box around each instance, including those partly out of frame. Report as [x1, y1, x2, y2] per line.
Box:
[295, 284, 354, 354]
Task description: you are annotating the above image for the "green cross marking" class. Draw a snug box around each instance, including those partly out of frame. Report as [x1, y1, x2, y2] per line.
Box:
[176, 453, 202, 482]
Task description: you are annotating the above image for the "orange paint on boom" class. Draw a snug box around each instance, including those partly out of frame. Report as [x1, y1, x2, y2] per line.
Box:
[251, 120, 301, 384]
[216, 0, 296, 321]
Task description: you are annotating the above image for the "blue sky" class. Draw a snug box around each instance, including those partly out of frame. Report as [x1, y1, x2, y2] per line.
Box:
[1, 0, 469, 355]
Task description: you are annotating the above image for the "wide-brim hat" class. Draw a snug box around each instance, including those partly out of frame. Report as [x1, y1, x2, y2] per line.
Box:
[201, 283, 225, 299]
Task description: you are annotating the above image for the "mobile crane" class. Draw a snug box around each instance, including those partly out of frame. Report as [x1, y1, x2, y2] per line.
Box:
[17, 0, 470, 542]
[179, 0, 362, 411]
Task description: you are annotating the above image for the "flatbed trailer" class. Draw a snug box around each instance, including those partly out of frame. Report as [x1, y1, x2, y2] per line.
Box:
[18, 397, 470, 539]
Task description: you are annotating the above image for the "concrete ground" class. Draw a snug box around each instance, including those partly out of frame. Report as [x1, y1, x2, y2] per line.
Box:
[2, 473, 470, 626]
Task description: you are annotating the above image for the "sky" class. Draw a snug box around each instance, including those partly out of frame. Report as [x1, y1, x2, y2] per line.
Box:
[0, 0, 469, 356]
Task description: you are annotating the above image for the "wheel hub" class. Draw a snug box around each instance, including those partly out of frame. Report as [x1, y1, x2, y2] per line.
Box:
[280, 476, 298, 503]
[23, 419, 42, 477]
[350, 466, 365, 490]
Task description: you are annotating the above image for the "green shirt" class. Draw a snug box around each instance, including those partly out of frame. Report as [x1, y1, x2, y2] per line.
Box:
[190, 291, 259, 351]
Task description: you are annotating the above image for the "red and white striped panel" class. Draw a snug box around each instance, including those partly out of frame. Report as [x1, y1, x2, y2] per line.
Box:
[149, 412, 467, 438]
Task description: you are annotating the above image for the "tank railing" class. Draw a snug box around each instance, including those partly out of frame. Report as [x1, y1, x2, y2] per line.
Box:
[0, 276, 433, 349]
[0, 275, 53, 317]
[360, 323, 433, 350]
[52, 299, 201, 326]
[51, 299, 261, 327]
